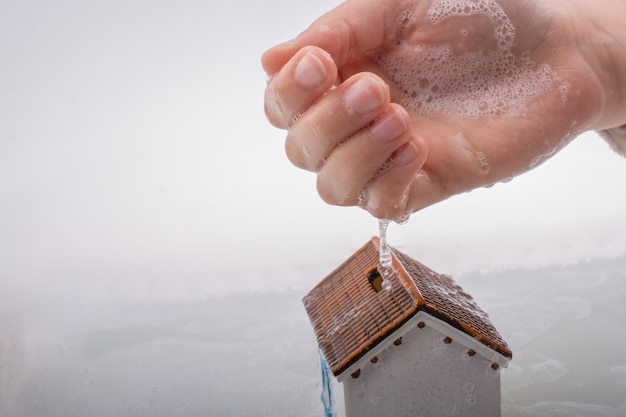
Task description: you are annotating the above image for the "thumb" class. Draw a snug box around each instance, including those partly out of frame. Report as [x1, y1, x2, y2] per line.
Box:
[262, 0, 404, 74]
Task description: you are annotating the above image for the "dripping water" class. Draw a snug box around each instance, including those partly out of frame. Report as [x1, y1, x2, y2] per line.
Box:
[378, 219, 392, 269]
[378, 219, 393, 290]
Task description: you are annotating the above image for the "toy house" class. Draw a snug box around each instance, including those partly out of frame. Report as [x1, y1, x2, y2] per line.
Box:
[303, 237, 512, 417]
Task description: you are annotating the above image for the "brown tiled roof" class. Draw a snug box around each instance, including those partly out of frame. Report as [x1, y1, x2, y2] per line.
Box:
[303, 237, 512, 376]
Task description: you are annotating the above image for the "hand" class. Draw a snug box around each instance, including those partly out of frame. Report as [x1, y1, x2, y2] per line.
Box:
[262, 0, 624, 220]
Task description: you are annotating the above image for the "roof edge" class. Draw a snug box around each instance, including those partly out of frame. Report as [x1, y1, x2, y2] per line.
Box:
[420, 305, 513, 359]
[335, 311, 511, 382]
[333, 305, 420, 380]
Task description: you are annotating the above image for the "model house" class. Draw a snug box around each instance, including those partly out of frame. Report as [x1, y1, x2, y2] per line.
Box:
[303, 237, 512, 417]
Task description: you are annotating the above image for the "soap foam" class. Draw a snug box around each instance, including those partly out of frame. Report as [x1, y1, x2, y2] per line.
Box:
[371, 0, 556, 118]
[428, 0, 515, 51]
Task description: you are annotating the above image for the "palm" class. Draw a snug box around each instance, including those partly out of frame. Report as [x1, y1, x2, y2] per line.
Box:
[340, 1, 597, 204]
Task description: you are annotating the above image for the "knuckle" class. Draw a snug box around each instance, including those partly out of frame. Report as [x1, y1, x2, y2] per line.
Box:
[263, 78, 294, 129]
[264, 101, 286, 129]
[284, 133, 310, 170]
[263, 81, 284, 127]
[316, 170, 359, 207]
[316, 174, 343, 206]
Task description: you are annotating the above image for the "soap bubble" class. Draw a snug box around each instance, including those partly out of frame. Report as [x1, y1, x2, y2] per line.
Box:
[372, 0, 557, 119]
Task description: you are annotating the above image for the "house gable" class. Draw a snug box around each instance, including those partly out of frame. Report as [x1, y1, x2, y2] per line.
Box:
[341, 316, 503, 416]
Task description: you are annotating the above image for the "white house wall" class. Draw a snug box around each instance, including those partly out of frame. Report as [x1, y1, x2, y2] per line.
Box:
[340, 323, 502, 417]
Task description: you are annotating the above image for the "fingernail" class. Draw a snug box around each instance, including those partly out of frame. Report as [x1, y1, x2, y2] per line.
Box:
[370, 109, 407, 142]
[393, 139, 419, 165]
[344, 76, 385, 114]
[294, 52, 326, 88]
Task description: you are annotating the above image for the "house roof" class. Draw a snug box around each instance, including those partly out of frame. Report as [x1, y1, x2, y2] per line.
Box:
[303, 237, 512, 376]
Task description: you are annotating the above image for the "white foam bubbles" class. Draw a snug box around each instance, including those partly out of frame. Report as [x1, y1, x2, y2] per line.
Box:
[559, 81, 572, 105]
[371, 0, 557, 119]
[475, 151, 490, 174]
[428, 0, 516, 49]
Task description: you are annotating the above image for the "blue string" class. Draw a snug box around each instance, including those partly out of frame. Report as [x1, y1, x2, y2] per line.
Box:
[319, 350, 334, 417]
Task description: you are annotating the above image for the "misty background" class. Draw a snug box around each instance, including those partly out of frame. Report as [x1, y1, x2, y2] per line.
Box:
[2, 0, 626, 415]
[2, 0, 625, 296]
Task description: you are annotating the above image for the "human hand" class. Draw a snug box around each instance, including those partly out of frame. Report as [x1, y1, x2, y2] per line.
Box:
[263, 0, 625, 220]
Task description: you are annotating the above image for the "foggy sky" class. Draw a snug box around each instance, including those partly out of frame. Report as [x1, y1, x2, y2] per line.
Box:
[2, 0, 626, 297]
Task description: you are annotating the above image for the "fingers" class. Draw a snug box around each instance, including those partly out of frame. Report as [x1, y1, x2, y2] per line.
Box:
[262, 0, 401, 75]
[314, 103, 410, 201]
[264, 46, 338, 129]
[285, 73, 391, 171]
[358, 137, 427, 218]
[261, 0, 441, 219]
[266, 42, 430, 218]
[314, 104, 428, 212]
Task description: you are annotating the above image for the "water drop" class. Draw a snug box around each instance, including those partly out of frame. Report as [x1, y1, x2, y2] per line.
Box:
[475, 151, 490, 174]
[395, 213, 411, 225]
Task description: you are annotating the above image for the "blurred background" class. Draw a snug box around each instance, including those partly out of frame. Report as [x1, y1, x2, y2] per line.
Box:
[2, 0, 626, 416]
